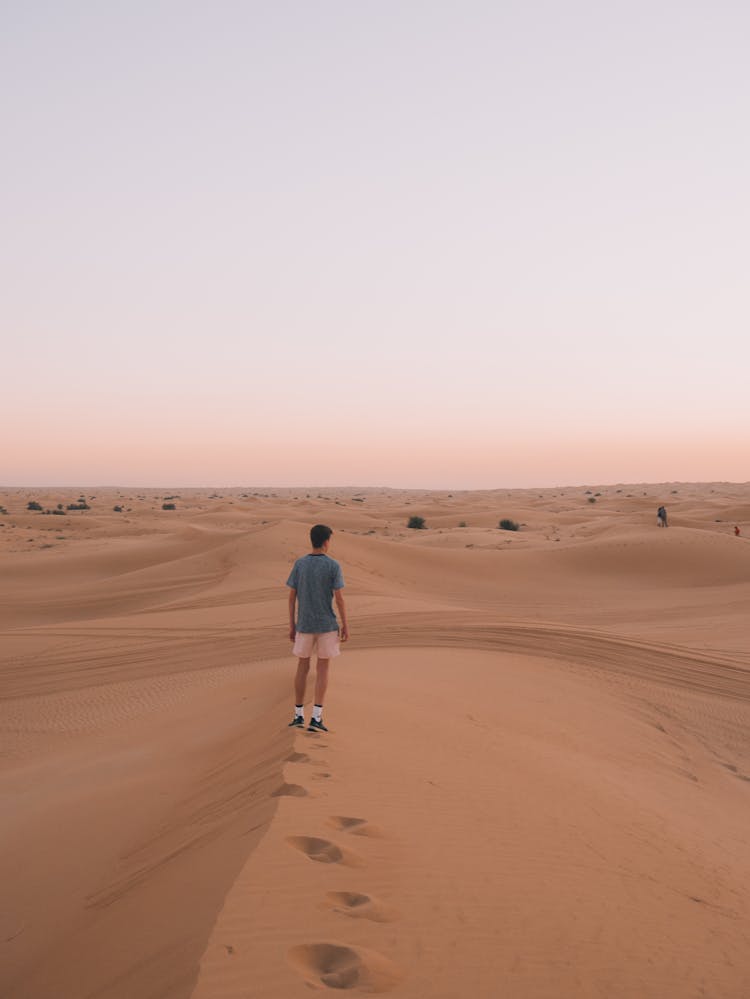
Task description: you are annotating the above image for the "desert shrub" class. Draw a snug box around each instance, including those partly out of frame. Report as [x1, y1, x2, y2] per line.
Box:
[67, 502, 90, 510]
[162, 502, 176, 511]
[459, 521, 467, 528]
[27, 501, 43, 511]
[407, 515, 426, 529]
[113, 505, 123, 512]
[498, 519, 519, 531]
[51, 508, 66, 516]
[588, 497, 597, 503]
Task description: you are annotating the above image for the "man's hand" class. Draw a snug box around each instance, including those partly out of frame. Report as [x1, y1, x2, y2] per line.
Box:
[288, 588, 297, 643]
[334, 589, 348, 643]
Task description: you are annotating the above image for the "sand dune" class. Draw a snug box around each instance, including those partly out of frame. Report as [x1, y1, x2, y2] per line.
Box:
[1, 483, 749, 997]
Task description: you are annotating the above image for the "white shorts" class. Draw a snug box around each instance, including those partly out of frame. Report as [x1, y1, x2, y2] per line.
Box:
[293, 630, 341, 659]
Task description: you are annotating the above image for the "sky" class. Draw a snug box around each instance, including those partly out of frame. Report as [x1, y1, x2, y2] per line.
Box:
[3, 1, 749, 488]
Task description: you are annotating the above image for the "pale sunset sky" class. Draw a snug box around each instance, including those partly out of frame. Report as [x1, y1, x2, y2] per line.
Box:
[3, 2, 748, 488]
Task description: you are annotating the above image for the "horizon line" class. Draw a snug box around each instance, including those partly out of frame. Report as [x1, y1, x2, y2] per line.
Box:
[3, 479, 749, 493]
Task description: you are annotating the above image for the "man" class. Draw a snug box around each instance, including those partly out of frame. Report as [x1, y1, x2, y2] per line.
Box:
[286, 524, 348, 733]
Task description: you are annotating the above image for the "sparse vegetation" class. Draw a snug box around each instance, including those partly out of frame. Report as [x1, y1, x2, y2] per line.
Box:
[407, 515, 426, 530]
[67, 498, 90, 510]
[459, 521, 467, 528]
[113, 505, 123, 512]
[588, 497, 597, 503]
[50, 508, 66, 516]
[498, 519, 519, 531]
[162, 503, 176, 511]
[27, 501, 43, 511]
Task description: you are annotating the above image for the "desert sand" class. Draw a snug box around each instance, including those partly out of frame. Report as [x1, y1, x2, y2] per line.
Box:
[1, 482, 750, 998]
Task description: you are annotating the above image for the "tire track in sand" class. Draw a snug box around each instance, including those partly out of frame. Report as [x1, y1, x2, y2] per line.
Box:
[4, 615, 748, 701]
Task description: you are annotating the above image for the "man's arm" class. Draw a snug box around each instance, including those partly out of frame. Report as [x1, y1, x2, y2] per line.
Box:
[288, 587, 297, 642]
[334, 588, 349, 642]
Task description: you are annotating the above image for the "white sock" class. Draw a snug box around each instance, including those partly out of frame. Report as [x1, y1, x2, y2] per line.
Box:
[313, 704, 323, 722]
[295, 705, 304, 719]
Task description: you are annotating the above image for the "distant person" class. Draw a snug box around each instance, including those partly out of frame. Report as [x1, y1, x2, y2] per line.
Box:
[657, 505, 668, 528]
[735, 525, 741, 537]
[286, 524, 348, 733]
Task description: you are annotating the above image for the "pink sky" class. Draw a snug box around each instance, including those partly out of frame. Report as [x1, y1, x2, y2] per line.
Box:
[4, 418, 748, 489]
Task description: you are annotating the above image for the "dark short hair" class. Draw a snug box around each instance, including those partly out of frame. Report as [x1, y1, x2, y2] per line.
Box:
[310, 524, 333, 548]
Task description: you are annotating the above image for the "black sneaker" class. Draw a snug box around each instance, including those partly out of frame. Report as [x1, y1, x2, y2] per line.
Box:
[307, 718, 328, 733]
[289, 715, 304, 728]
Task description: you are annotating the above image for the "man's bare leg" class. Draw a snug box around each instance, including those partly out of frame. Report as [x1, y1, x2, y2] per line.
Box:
[314, 658, 329, 706]
[295, 658, 311, 704]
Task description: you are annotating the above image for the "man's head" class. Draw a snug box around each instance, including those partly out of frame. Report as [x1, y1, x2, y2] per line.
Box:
[310, 524, 333, 550]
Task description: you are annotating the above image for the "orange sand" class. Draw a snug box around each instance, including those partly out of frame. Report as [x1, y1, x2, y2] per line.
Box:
[1, 483, 749, 998]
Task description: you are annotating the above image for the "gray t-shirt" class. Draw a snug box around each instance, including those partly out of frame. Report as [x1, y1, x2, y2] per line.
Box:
[286, 554, 345, 634]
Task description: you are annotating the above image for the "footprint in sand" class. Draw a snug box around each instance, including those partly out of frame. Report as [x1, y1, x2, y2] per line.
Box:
[323, 891, 397, 923]
[288, 942, 403, 992]
[287, 750, 329, 769]
[327, 815, 384, 838]
[286, 836, 362, 866]
[271, 782, 308, 798]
